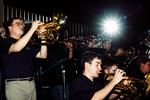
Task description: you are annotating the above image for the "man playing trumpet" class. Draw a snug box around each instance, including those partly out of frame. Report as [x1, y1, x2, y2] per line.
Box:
[0, 18, 47, 100]
[69, 51, 128, 100]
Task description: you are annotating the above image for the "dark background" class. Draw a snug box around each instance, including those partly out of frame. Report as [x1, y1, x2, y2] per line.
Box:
[4, 0, 150, 49]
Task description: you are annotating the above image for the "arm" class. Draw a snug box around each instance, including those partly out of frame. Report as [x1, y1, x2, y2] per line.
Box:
[114, 48, 124, 56]
[65, 42, 73, 59]
[108, 89, 122, 100]
[36, 41, 47, 58]
[69, 50, 73, 59]
[9, 21, 42, 52]
[92, 69, 128, 100]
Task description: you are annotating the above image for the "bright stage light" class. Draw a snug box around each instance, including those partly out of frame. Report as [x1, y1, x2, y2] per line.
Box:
[103, 19, 119, 34]
[101, 13, 122, 36]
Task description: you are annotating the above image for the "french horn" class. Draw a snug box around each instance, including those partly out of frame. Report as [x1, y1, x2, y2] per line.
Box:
[30, 11, 67, 45]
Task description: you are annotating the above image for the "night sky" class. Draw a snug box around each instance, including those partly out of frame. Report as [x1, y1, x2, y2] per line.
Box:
[3, 0, 150, 49]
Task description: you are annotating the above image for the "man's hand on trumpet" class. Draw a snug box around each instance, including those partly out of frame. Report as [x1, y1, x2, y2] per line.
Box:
[112, 69, 128, 85]
[34, 21, 46, 33]
[32, 21, 47, 42]
[65, 41, 73, 51]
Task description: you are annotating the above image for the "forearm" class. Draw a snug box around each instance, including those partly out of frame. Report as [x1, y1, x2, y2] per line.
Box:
[109, 89, 121, 99]
[36, 41, 47, 58]
[92, 69, 127, 100]
[92, 80, 116, 100]
[9, 27, 35, 52]
[69, 50, 73, 59]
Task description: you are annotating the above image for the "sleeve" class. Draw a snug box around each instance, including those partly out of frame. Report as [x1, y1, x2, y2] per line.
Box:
[30, 46, 40, 58]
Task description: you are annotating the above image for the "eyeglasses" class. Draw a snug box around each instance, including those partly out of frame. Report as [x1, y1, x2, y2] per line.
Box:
[12, 22, 25, 27]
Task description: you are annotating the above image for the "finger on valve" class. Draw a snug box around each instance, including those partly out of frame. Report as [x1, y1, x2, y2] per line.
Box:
[113, 69, 128, 84]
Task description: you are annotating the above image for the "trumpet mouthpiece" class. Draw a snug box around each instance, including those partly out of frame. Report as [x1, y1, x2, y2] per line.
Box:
[98, 72, 103, 74]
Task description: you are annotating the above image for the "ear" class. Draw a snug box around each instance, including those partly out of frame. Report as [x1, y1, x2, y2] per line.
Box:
[8, 26, 11, 31]
[85, 62, 90, 69]
[140, 63, 145, 68]
[104, 69, 108, 74]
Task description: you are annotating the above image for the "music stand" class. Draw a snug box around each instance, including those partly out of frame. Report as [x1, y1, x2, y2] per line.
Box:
[41, 58, 68, 100]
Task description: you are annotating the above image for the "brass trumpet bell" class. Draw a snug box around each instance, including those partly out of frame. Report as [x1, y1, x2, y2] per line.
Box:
[53, 10, 66, 29]
[30, 11, 66, 45]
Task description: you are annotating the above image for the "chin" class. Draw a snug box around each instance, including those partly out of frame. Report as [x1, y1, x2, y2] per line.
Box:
[95, 74, 99, 78]
[19, 32, 24, 35]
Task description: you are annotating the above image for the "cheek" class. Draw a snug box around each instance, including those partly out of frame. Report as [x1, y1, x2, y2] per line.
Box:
[109, 70, 115, 73]
[145, 66, 150, 72]
[148, 66, 150, 70]
[16, 28, 23, 33]
[12, 28, 16, 33]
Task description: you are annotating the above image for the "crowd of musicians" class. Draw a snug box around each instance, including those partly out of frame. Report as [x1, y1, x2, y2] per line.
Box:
[0, 18, 150, 100]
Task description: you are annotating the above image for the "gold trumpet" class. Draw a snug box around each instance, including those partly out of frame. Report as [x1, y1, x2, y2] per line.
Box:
[30, 11, 66, 45]
[106, 47, 135, 62]
[105, 73, 145, 99]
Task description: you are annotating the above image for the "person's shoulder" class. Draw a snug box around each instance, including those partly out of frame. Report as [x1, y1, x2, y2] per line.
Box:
[71, 76, 82, 83]
[71, 74, 86, 85]
[70, 75, 91, 92]
[72, 74, 92, 86]
[0, 37, 7, 43]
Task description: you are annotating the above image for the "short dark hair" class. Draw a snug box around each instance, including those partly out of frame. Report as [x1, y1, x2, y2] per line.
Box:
[7, 17, 23, 27]
[80, 51, 102, 68]
[102, 38, 111, 44]
[84, 39, 93, 47]
[102, 62, 118, 70]
[136, 55, 150, 68]
[5, 17, 23, 35]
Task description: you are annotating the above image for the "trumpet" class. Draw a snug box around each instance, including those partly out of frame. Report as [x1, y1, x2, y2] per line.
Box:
[105, 73, 145, 99]
[106, 47, 135, 62]
[30, 11, 66, 45]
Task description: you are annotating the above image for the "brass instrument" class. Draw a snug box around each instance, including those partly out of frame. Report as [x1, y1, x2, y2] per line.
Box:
[124, 47, 135, 61]
[145, 73, 150, 96]
[105, 73, 145, 99]
[30, 11, 66, 45]
[107, 47, 135, 62]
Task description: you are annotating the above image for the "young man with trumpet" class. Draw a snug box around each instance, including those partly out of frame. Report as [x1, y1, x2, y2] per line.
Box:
[103, 62, 128, 99]
[101, 38, 124, 57]
[69, 51, 128, 100]
[0, 18, 47, 100]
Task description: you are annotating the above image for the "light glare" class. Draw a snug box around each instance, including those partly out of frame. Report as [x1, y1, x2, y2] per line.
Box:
[103, 19, 119, 34]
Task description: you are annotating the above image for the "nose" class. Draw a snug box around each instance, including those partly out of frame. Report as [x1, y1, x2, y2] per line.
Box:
[20, 25, 24, 29]
[98, 66, 102, 71]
